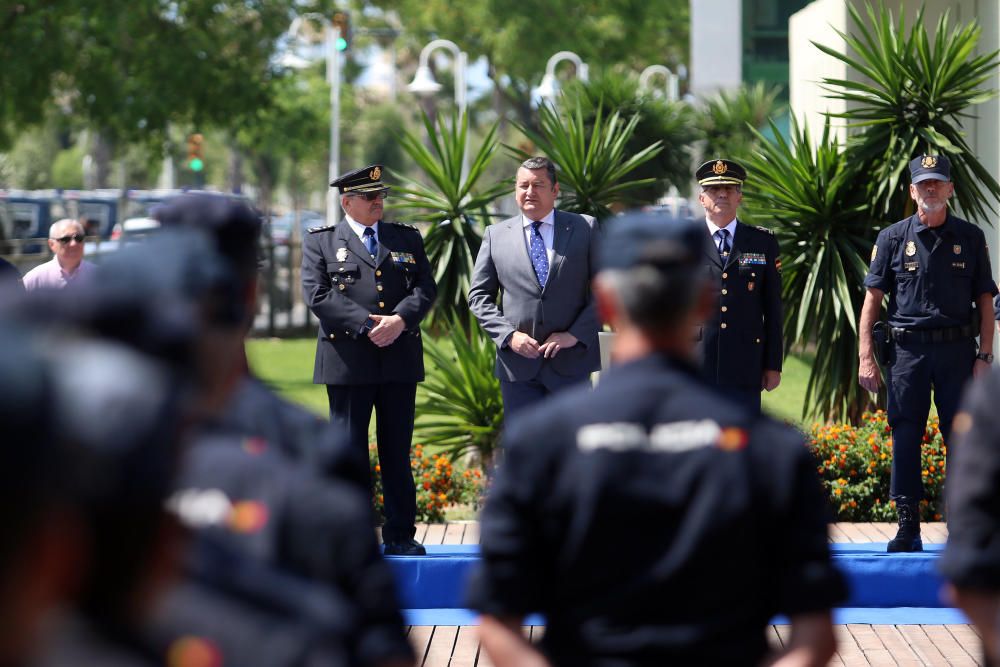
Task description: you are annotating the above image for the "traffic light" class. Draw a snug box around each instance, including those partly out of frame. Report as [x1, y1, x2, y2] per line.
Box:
[332, 11, 350, 52]
[186, 133, 204, 173]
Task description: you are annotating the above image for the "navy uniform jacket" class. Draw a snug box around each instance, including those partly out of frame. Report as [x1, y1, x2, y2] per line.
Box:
[205, 374, 370, 489]
[698, 221, 783, 389]
[864, 213, 994, 330]
[467, 353, 846, 666]
[302, 220, 436, 385]
[172, 438, 413, 667]
[940, 368, 1000, 589]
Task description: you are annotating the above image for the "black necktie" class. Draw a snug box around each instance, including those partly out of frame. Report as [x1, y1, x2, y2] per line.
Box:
[715, 229, 731, 260]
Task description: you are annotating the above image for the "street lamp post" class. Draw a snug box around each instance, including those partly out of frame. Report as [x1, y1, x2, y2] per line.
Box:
[638, 64, 679, 102]
[407, 39, 469, 176]
[535, 51, 590, 106]
[289, 13, 342, 228]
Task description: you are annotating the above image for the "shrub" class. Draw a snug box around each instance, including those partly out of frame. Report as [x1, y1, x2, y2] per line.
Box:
[369, 443, 484, 523]
[808, 410, 945, 521]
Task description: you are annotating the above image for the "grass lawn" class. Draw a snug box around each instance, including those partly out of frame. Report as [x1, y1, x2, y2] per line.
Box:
[248, 336, 817, 426]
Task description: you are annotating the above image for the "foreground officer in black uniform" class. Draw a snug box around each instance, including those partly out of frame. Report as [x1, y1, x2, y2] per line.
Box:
[859, 154, 995, 553]
[468, 211, 845, 667]
[302, 164, 437, 556]
[695, 158, 783, 415]
[940, 369, 1000, 666]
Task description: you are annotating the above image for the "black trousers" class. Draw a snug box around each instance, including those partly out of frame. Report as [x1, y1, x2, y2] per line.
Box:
[886, 339, 975, 501]
[326, 382, 417, 542]
[715, 384, 762, 416]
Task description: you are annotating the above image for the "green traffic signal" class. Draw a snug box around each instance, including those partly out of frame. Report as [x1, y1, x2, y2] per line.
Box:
[189, 157, 204, 172]
[336, 36, 348, 51]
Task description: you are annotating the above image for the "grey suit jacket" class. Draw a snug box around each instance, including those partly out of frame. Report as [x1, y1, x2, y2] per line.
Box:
[468, 209, 601, 384]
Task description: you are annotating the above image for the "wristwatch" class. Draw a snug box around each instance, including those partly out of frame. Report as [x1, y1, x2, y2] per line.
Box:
[976, 351, 994, 363]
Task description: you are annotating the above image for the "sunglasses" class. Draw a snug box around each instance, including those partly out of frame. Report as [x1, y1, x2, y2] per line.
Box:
[349, 191, 388, 202]
[54, 234, 85, 245]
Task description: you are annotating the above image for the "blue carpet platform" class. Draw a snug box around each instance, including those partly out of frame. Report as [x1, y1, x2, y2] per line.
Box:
[385, 543, 970, 626]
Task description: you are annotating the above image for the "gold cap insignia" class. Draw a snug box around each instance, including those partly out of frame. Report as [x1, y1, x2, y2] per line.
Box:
[921, 155, 937, 169]
[712, 160, 727, 175]
[905, 241, 917, 257]
[953, 244, 962, 255]
[336, 247, 348, 262]
[370, 166, 382, 181]
[871, 245, 878, 262]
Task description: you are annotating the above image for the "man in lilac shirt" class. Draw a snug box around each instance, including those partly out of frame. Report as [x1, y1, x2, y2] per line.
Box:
[22, 219, 97, 290]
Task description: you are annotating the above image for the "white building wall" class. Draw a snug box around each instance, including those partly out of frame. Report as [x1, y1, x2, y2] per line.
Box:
[789, 0, 849, 142]
[690, 0, 744, 97]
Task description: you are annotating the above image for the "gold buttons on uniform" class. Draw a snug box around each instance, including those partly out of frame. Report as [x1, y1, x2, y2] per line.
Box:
[755, 338, 761, 343]
[375, 270, 382, 277]
[722, 272, 728, 279]
[378, 301, 385, 308]
[339, 267, 345, 272]
[721, 289, 728, 295]
[329, 333, 336, 340]
[721, 323, 728, 329]
[338, 284, 346, 291]
[376, 284, 384, 292]
[721, 306, 728, 312]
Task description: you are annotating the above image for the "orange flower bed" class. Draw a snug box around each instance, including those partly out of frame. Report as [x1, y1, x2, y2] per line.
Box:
[369, 444, 484, 523]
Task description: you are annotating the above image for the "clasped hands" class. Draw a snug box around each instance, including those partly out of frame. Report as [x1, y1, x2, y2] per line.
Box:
[509, 331, 577, 359]
[367, 313, 405, 347]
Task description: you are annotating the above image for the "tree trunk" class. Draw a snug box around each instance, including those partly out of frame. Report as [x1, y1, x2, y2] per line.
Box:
[227, 144, 244, 194]
[92, 131, 114, 188]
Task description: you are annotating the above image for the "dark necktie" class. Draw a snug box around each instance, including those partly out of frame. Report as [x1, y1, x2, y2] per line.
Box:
[715, 229, 731, 261]
[362, 227, 377, 258]
[530, 221, 549, 287]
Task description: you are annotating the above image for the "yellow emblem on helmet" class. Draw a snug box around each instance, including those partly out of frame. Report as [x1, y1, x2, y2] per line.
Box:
[921, 156, 937, 169]
[370, 166, 382, 180]
[712, 160, 727, 175]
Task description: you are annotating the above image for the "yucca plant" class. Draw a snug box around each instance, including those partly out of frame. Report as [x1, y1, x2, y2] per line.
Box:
[560, 71, 698, 202]
[509, 100, 663, 220]
[415, 318, 503, 469]
[390, 110, 511, 326]
[696, 82, 785, 164]
[742, 118, 877, 423]
[815, 1, 1000, 224]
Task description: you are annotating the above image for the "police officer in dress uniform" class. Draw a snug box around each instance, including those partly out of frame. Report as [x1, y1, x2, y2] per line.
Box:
[940, 369, 1000, 667]
[468, 211, 845, 667]
[302, 165, 437, 556]
[859, 154, 995, 553]
[695, 159, 783, 415]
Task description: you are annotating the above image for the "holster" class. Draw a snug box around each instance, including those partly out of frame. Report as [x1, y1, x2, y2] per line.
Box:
[872, 321, 890, 367]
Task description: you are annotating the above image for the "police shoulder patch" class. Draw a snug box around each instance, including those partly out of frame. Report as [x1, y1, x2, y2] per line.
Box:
[390, 221, 419, 231]
[307, 224, 336, 234]
[752, 225, 774, 235]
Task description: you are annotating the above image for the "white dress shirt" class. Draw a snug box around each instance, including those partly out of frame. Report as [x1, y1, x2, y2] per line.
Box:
[705, 217, 737, 250]
[521, 210, 555, 265]
[346, 216, 380, 245]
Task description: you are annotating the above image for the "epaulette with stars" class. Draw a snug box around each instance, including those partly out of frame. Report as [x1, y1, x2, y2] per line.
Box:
[752, 225, 775, 235]
[307, 224, 336, 234]
[389, 221, 419, 231]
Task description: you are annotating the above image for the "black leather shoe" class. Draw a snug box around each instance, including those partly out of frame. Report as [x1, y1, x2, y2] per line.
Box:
[383, 538, 427, 556]
[887, 502, 923, 553]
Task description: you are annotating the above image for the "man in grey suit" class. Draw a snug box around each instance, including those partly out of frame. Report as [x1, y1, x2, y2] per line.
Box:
[469, 156, 601, 418]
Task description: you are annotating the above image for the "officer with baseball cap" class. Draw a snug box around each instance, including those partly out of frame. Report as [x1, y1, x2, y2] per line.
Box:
[468, 211, 845, 666]
[859, 154, 995, 552]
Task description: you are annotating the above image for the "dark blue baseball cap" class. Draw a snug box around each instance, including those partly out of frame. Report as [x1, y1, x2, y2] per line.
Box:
[909, 154, 952, 183]
[598, 211, 704, 272]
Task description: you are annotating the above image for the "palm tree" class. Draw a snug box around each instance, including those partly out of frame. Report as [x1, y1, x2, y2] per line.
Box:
[743, 118, 876, 422]
[390, 110, 511, 326]
[510, 100, 663, 220]
[815, 1, 1000, 224]
[696, 82, 785, 165]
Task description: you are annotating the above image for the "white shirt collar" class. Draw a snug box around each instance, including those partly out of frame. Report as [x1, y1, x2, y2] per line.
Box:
[521, 209, 555, 227]
[345, 215, 379, 239]
[705, 217, 737, 237]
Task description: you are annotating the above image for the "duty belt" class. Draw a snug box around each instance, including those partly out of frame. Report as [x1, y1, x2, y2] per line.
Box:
[889, 324, 977, 343]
